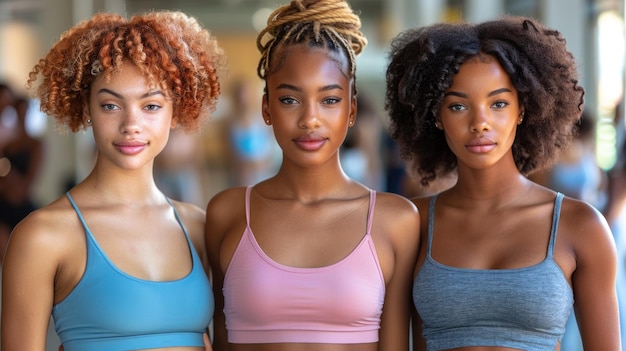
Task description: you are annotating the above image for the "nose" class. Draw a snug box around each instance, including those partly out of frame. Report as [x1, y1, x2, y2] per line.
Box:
[298, 102, 321, 129]
[120, 109, 142, 134]
[469, 107, 491, 133]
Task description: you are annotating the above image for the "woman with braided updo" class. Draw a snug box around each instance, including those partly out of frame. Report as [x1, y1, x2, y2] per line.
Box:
[2, 11, 225, 351]
[205, 1, 419, 350]
[386, 16, 621, 351]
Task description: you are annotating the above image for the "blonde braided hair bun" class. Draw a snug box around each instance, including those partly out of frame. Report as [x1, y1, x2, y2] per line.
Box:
[256, 0, 367, 80]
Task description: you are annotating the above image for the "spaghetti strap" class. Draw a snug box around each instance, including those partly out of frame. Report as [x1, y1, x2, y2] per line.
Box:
[426, 194, 439, 257]
[365, 190, 376, 236]
[547, 192, 564, 257]
[66, 192, 89, 230]
[245, 186, 252, 227]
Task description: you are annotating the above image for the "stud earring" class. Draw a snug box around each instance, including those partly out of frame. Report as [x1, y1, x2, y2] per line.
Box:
[87, 119, 92, 124]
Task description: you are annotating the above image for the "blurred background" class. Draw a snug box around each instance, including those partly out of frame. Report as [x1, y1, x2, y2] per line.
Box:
[0, 1, 625, 350]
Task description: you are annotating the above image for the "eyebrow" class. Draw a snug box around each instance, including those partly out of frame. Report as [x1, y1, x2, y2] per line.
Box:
[96, 88, 165, 99]
[275, 83, 344, 92]
[444, 87, 513, 98]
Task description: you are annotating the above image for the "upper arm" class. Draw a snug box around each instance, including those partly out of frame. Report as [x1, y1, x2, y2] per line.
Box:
[204, 188, 244, 350]
[1, 212, 63, 351]
[377, 193, 421, 351]
[566, 200, 622, 350]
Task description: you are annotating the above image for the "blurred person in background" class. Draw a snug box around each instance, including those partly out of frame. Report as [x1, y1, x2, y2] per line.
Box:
[605, 98, 626, 351]
[154, 128, 208, 207]
[224, 78, 279, 186]
[0, 96, 43, 261]
[340, 94, 385, 190]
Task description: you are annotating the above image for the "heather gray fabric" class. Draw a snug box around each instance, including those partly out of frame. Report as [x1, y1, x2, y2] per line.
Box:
[413, 193, 572, 351]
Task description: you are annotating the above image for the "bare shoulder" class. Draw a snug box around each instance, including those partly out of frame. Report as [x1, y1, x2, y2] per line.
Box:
[169, 199, 207, 253]
[374, 191, 419, 216]
[373, 191, 420, 243]
[5, 196, 82, 269]
[205, 186, 247, 237]
[558, 195, 615, 255]
[206, 187, 247, 219]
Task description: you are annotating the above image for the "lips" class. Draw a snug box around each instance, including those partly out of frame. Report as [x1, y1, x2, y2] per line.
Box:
[466, 137, 496, 153]
[114, 140, 148, 155]
[293, 133, 327, 151]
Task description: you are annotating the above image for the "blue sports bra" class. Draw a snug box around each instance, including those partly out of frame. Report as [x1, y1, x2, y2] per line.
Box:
[53, 192, 213, 351]
[413, 193, 573, 351]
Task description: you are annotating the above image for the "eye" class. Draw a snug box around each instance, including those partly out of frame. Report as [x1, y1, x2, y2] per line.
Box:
[448, 103, 466, 112]
[278, 96, 298, 105]
[493, 100, 508, 109]
[101, 103, 119, 111]
[145, 104, 161, 111]
[323, 97, 341, 105]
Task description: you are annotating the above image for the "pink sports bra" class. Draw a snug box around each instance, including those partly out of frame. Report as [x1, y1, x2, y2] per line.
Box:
[223, 186, 385, 344]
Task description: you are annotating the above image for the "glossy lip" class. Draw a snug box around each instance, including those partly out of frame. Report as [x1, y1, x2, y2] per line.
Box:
[465, 137, 496, 153]
[114, 140, 148, 155]
[293, 133, 327, 151]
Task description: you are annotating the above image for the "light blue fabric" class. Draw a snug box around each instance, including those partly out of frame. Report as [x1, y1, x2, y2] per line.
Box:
[53, 192, 213, 351]
[414, 193, 573, 351]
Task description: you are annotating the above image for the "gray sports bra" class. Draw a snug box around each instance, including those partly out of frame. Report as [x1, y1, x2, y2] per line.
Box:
[413, 192, 573, 351]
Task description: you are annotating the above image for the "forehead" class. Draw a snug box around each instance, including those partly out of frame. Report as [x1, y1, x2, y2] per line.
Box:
[269, 44, 350, 79]
[92, 61, 159, 92]
[449, 54, 514, 90]
[267, 45, 351, 85]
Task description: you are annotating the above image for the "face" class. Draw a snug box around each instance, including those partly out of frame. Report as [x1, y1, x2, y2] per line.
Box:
[262, 45, 356, 167]
[438, 55, 523, 171]
[86, 61, 175, 171]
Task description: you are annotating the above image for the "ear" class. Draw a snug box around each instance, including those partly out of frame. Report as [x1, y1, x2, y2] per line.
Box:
[170, 116, 179, 129]
[82, 104, 92, 127]
[435, 118, 443, 130]
[262, 93, 271, 125]
[348, 96, 357, 127]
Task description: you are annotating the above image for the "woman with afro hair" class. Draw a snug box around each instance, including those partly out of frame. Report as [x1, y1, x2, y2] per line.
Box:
[386, 16, 621, 351]
[1, 11, 226, 351]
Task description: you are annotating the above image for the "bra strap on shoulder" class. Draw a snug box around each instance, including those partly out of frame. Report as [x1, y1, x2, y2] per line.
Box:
[245, 186, 252, 227]
[365, 190, 376, 235]
[548, 192, 565, 256]
[426, 195, 439, 256]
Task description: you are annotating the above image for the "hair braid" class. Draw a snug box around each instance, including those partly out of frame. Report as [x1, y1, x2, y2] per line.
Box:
[256, 0, 367, 81]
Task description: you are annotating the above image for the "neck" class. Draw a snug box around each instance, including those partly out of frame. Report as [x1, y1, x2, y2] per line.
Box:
[449, 162, 531, 206]
[79, 162, 163, 205]
[269, 161, 359, 203]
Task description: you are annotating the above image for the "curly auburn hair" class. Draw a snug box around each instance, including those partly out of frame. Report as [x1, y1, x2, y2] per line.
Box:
[256, 0, 367, 92]
[385, 16, 584, 186]
[27, 11, 227, 133]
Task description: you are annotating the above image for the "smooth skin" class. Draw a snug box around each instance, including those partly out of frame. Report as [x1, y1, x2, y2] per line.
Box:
[1, 61, 212, 351]
[410, 55, 620, 351]
[206, 45, 420, 351]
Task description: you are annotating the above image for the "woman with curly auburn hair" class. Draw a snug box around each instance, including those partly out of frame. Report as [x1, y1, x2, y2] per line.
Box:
[204, 0, 419, 350]
[1, 11, 226, 351]
[386, 16, 621, 351]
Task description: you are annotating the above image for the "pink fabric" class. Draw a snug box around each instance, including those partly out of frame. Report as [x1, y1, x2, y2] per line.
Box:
[223, 187, 385, 344]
